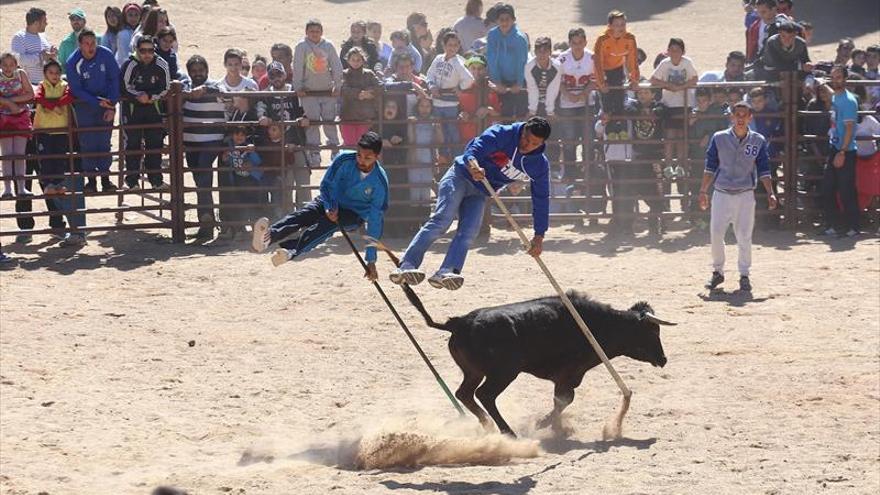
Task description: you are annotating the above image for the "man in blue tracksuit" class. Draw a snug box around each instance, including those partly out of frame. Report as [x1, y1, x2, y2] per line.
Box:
[250, 132, 388, 281]
[486, 4, 530, 118]
[65, 28, 121, 192]
[390, 117, 552, 290]
[699, 101, 778, 293]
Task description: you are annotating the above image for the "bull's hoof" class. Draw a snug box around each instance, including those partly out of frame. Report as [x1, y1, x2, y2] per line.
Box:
[535, 415, 553, 430]
[501, 429, 517, 439]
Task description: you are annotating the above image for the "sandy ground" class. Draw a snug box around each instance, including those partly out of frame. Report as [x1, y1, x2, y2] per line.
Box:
[1, 1, 880, 494]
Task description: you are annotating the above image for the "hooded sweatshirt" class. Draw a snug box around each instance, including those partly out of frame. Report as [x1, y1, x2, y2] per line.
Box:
[318, 151, 389, 262]
[486, 25, 529, 86]
[455, 122, 550, 235]
[292, 37, 344, 92]
[592, 27, 639, 87]
[66, 46, 121, 107]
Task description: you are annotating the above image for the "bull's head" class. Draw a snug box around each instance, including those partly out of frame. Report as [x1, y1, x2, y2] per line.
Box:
[623, 301, 675, 368]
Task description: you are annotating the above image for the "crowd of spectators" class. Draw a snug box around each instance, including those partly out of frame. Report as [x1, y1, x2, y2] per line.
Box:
[0, 0, 878, 262]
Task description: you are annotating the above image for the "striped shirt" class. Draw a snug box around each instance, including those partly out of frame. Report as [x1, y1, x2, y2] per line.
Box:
[10, 30, 50, 83]
[183, 80, 227, 144]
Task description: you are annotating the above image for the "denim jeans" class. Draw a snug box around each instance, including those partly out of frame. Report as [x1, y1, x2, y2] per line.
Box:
[433, 104, 460, 159]
[401, 165, 487, 273]
[185, 141, 219, 221]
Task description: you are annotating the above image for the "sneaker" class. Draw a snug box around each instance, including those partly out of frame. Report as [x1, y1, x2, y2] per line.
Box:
[390, 268, 426, 286]
[59, 233, 86, 247]
[739, 276, 752, 292]
[83, 180, 97, 193]
[437, 272, 465, 291]
[1, 191, 12, 199]
[819, 227, 837, 236]
[191, 226, 215, 241]
[153, 182, 170, 192]
[0, 252, 13, 265]
[217, 227, 237, 241]
[17, 188, 33, 197]
[271, 248, 293, 267]
[49, 229, 66, 242]
[842, 229, 860, 238]
[54, 184, 68, 194]
[427, 272, 445, 289]
[251, 217, 270, 253]
[101, 178, 117, 192]
[705, 271, 725, 290]
[15, 234, 32, 244]
[126, 184, 141, 192]
[43, 184, 58, 195]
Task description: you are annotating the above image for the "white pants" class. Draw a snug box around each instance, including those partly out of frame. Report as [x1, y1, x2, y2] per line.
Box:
[710, 190, 755, 277]
[300, 96, 339, 166]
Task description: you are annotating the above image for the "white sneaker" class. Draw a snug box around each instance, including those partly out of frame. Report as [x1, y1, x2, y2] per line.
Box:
[59, 233, 86, 247]
[389, 267, 425, 286]
[252, 217, 270, 253]
[271, 248, 293, 267]
[429, 271, 464, 290]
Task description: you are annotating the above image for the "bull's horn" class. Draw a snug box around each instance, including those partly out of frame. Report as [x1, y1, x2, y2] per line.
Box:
[363, 235, 385, 249]
[643, 312, 677, 326]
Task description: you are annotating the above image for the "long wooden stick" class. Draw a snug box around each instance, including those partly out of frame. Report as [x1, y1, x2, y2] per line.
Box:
[479, 177, 632, 402]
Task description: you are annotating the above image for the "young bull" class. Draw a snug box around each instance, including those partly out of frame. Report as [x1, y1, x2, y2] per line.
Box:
[402, 287, 674, 437]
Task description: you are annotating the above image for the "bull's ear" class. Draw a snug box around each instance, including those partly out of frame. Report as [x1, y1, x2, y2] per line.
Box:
[643, 312, 677, 326]
[629, 301, 654, 315]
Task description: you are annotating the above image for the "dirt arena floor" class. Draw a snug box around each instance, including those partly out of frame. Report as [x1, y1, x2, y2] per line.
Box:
[1, 1, 879, 494]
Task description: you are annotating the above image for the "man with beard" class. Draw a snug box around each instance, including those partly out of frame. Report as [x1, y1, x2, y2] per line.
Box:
[182, 55, 227, 240]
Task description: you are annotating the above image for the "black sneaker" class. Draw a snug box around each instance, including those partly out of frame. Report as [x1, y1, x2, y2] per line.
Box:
[705, 271, 724, 289]
[739, 276, 752, 292]
[83, 179, 97, 193]
[101, 177, 117, 192]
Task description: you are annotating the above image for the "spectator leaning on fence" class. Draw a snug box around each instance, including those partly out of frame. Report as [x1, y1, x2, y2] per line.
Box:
[33, 60, 74, 195]
[340, 21, 380, 73]
[58, 8, 87, 74]
[340, 47, 381, 148]
[699, 50, 747, 83]
[755, 20, 811, 82]
[427, 31, 475, 166]
[819, 65, 861, 238]
[486, 3, 530, 119]
[293, 18, 344, 167]
[593, 10, 640, 134]
[525, 36, 561, 120]
[556, 28, 595, 181]
[10, 8, 55, 85]
[120, 35, 171, 191]
[182, 55, 226, 240]
[0, 52, 35, 198]
[66, 28, 121, 193]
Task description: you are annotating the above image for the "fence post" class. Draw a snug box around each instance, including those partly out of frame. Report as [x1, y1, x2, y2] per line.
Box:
[781, 72, 798, 229]
[167, 81, 186, 243]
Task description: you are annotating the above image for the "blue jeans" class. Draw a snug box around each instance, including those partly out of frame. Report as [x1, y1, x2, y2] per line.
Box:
[185, 142, 219, 221]
[433, 105, 460, 159]
[73, 103, 113, 173]
[401, 165, 487, 273]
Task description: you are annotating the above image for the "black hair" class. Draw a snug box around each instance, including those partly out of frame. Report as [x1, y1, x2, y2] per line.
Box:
[534, 37, 552, 50]
[77, 29, 97, 43]
[306, 19, 323, 31]
[568, 28, 586, 42]
[668, 38, 686, 52]
[440, 30, 459, 47]
[137, 35, 157, 50]
[756, 0, 777, 8]
[390, 30, 411, 44]
[732, 101, 754, 114]
[26, 8, 47, 26]
[831, 64, 848, 79]
[607, 10, 626, 24]
[270, 43, 293, 60]
[42, 59, 62, 73]
[778, 20, 798, 33]
[496, 3, 515, 19]
[727, 50, 746, 63]
[357, 131, 383, 154]
[224, 48, 244, 65]
[186, 54, 208, 72]
[695, 87, 711, 99]
[524, 116, 551, 140]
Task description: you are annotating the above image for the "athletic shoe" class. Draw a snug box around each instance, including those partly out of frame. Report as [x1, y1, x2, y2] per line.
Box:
[126, 184, 141, 192]
[15, 234, 32, 244]
[101, 178, 117, 192]
[83, 180, 97, 193]
[739, 276, 752, 292]
[271, 248, 293, 267]
[17, 189, 33, 197]
[59, 233, 86, 247]
[389, 268, 425, 286]
[0, 252, 12, 264]
[427, 272, 445, 289]
[43, 184, 58, 195]
[217, 227, 237, 241]
[251, 217, 270, 253]
[842, 229, 860, 238]
[438, 273, 464, 290]
[819, 227, 837, 236]
[705, 271, 724, 290]
[153, 182, 170, 192]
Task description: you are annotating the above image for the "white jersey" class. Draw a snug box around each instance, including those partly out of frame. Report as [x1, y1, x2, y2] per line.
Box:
[556, 48, 595, 109]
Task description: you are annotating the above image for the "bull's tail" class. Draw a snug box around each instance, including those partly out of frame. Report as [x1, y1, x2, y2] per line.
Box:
[364, 235, 451, 332]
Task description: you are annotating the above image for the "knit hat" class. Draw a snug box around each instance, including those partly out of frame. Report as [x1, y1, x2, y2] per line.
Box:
[267, 61, 286, 75]
[123, 3, 143, 16]
[68, 8, 86, 20]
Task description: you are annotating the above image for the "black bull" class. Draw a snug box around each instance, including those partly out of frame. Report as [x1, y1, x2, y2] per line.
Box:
[400, 285, 675, 437]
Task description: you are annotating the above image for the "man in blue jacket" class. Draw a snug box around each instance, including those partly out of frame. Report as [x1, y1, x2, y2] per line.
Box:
[390, 117, 552, 290]
[486, 4, 529, 118]
[251, 132, 388, 281]
[66, 28, 121, 192]
[699, 101, 777, 293]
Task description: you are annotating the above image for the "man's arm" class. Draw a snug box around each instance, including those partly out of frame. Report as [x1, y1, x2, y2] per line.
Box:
[529, 161, 550, 244]
[318, 154, 345, 211]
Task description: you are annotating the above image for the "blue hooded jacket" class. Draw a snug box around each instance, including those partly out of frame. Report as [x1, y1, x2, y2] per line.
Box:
[66, 46, 121, 107]
[455, 123, 550, 236]
[319, 151, 389, 262]
[486, 24, 529, 86]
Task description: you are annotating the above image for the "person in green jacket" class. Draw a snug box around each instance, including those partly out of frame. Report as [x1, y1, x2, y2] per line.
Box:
[58, 8, 87, 72]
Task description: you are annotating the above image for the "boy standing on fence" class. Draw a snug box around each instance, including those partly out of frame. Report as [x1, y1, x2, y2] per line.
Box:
[293, 19, 344, 167]
[700, 102, 777, 293]
[250, 132, 388, 281]
[120, 35, 171, 191]
[66, 28, 121, 193]
[593, 10, 640, 134]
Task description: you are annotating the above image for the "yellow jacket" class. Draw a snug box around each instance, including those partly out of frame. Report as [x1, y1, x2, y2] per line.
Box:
[592, 28, 640, 88]
[34, 80, 73, 133]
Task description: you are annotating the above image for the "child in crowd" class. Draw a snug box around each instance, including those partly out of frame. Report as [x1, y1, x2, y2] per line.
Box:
[380, 96, 408, 204]
[218, 126, 265, 239]
[366, 21, 393, 71]
[418, 31, 436, 74]
[340, 21, 380, 72]
[155, 27, 180, 81]
[219, 48, 258, 92]
[408, 97, 438, 204]
[388, 30, 422, 77]
[251, 55, 268, 85]
[258, 122, 289, 217]
[686, 88, 728, 219]
[457, 55, 500, 143]
[593, 10, 640, 132]
[850, 49, 867, 76]
[727, 87, 745, 109]
[34, 60, 74, 195]
[0, 52, 34, 197]
[340, 47, 381, 147]
[748, 87, 782, 219]
[426, 31, 475, 165]
[650, 37, 698, 179]
[486, 4, 529, 118]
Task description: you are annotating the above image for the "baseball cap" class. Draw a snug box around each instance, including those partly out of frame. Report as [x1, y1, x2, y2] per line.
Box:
[267, 61, 286, 75]
[464, 55, 487, 68]
[68, 8, 86, 20]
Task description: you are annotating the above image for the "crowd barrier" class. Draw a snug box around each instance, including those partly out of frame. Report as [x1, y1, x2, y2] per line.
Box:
[0, 72, 877, 243]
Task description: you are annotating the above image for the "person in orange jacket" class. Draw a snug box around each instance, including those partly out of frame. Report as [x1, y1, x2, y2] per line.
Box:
[593, 10, 639, 133]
